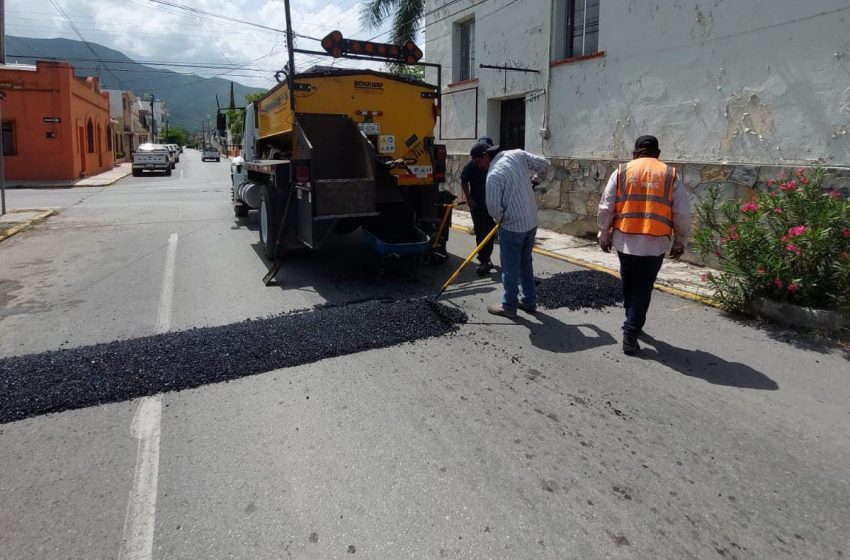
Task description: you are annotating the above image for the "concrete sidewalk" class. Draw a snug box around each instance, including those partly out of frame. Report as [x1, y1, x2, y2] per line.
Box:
[0, 208, 58, 243]
[5, 163, 132, 188]
[451, 209, 715, 303]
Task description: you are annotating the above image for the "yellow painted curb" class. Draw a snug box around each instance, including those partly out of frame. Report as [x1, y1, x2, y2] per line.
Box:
[451, 224, 720, 308]
[0, 209, 58, 243]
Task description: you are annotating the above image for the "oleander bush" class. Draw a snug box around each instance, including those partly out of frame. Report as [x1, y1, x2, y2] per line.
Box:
[694, 168, 850, 314]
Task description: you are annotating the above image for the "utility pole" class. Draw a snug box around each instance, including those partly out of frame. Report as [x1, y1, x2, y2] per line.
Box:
[0, 92, 6, 217]
[1, 0, 6, 65]
[1, 0, 6, 215]
[149, 94, 156, 142]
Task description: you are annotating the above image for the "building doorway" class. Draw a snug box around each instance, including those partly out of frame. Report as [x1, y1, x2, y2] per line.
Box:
[499, 98, 525, 150]
[78, 127, 86, 175]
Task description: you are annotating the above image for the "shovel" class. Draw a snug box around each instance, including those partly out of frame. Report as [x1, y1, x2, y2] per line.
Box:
[433, 222, 500, 301]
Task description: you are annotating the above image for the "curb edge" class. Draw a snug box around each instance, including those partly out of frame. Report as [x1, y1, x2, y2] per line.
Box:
[0, 209, 59, 244]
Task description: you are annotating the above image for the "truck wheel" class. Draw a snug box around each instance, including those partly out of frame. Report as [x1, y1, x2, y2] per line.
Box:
[259, 183, 281, 260]
[171, 162, 176, 169]
[234, 204, 249, 218]
[165, 167, 172, 176]
[216, 158, 221, 162]
[132, 169, 141, 177]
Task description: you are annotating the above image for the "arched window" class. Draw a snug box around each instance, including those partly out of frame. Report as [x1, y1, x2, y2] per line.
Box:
[86, 119, 94, 153]
[106, 124, 113, 151]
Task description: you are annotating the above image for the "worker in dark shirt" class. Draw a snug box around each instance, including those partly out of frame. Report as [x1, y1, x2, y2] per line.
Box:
[460, 137, 497, 275]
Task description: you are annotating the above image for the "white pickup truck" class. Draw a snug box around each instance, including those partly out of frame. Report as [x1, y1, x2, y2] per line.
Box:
[202, 146, 221, 162]
[132, 143, 172, 176]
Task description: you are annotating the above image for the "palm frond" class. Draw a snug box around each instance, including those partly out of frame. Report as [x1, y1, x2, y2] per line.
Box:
[360, 0, 399, 32]
[392, 0, 425, 44]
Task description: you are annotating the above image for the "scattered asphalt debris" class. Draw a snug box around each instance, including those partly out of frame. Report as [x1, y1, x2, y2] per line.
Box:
[0, 299, 467, 424]
[536, 270, 623, 311]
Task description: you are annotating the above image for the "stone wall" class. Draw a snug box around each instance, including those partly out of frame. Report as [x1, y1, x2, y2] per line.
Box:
[444, 154, 850, 263]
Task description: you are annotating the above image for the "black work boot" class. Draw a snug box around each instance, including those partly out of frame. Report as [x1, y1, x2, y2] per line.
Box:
[622, 333, 640, 356]
[476, 261, 493, 276]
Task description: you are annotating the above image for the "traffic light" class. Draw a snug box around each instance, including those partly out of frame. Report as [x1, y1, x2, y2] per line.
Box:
[321, 30, 423, 64]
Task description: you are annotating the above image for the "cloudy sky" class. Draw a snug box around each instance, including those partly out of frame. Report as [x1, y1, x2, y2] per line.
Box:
[5, 0, 408, 88]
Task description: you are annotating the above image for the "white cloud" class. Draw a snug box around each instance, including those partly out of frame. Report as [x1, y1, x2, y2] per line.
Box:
[6, 0, 401, 89]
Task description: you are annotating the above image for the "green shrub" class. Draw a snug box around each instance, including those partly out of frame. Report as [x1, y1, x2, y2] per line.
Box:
[694, 168, 850, 314]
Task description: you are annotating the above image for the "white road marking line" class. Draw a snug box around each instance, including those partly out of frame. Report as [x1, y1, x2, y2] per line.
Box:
[155, 233, 179, 334]
[118, 233, 177, 560]
[119, 396, 163, 560]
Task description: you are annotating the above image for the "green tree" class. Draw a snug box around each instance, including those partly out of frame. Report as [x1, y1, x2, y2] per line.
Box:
[386, 62, 425, 81]
[164, 127, 191, 147]
[360, 0, 424, 46]
[246, 92, 266, 104]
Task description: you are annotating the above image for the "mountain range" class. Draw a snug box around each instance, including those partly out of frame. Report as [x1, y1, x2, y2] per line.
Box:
[5, 35, 267, 130]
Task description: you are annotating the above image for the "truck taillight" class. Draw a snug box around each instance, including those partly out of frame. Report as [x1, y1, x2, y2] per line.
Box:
[296, 164, 310, 184]
[433, 145, 447, 183]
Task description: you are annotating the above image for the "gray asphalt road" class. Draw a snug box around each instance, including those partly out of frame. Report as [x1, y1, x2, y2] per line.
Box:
[1, 150, 848, 560]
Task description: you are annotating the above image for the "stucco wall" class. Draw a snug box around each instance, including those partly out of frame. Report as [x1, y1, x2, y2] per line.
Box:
[426, 0, 850, 166]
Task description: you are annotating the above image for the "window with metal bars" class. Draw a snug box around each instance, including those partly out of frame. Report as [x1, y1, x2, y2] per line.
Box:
[456, 19, 476, 82]
[566, 0, 600, 58]
[2, 121, 15, 156]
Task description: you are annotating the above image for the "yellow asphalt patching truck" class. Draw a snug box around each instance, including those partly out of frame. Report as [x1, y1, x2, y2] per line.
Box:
[230, 32, 448, 275]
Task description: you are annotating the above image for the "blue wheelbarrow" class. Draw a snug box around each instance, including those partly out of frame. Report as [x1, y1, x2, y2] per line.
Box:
[362, 225, 431, 283]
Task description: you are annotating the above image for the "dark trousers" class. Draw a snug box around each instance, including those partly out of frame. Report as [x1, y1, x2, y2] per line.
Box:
[471, 205, 496, 264]
[617, 252, 665, 336]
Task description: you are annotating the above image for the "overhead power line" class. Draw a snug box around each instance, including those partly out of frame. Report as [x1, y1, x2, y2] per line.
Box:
[145, 0, 322, 42]
[47, 0, 131, 90]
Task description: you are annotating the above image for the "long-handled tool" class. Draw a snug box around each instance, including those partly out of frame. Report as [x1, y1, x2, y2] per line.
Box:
[433, 222, 500, 301]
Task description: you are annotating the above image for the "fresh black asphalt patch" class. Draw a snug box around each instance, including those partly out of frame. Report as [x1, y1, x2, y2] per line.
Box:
[0, 299, 467, 424]
[536, 270, 623, 311]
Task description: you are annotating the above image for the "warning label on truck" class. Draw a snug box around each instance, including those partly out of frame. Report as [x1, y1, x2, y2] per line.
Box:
[378, 135, 395, 154]
[408, 165, 433, 179]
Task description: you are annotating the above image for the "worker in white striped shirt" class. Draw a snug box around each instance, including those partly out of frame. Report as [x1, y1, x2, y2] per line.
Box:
[470, 143, 550, 318]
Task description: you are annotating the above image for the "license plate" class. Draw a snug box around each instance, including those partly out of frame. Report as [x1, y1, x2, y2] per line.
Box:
[358, 122, 380, 135]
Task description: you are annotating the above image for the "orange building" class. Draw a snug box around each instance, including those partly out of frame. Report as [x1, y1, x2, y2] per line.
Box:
[0, 60, 114, 181]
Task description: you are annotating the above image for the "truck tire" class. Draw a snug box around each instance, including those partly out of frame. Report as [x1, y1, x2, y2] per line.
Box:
[234, 204, 249, 218]
[259, 182, 281, 260]
[132, 169, 141, 177]
[216, 158, 221, 162]
[171, 162, 176, 169]
[165, 167, 172, 176]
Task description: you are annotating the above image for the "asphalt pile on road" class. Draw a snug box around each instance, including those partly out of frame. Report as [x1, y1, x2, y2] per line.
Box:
[536, 270, 623, 310]
[0, 299, 467, 424]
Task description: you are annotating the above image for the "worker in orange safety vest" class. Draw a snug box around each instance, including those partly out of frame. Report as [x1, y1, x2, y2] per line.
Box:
[597, 136, 691, 355]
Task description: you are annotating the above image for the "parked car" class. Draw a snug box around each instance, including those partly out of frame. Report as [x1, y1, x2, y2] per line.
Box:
[202, 146, 221, 162]
[132, 143, 172, 176]
[162, 144, 177, 168]
[167, 144, 180, 163]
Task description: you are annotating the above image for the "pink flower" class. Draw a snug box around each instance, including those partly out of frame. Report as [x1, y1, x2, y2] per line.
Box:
[800, 177, 810, 185]
[780, 180, 798, 192]
[797, 167, 805, 175]
[787, 225, 808, 237]
[843, 228, 850, 238]
[786, 243, 801, 254]
[767, 179, 777, 187]
[741, 201, 759, 213]
[773, 207, 782, 214]
[828, 191, 842, 200]
[700, 273, 708, 282]
[787, 283, 800, 293]
[774, 278, 784, 290]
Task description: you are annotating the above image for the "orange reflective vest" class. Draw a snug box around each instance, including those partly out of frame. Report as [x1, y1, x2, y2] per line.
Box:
[613, 158, 676, 237]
